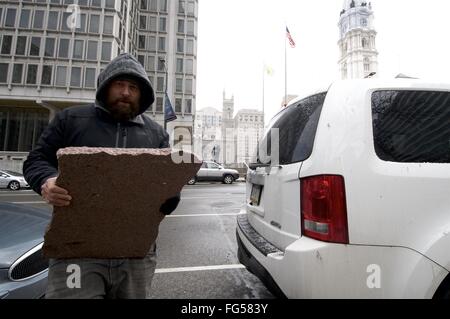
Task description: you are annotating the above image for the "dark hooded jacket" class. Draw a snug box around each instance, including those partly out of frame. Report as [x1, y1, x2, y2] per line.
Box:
[23, 53, 179, 214]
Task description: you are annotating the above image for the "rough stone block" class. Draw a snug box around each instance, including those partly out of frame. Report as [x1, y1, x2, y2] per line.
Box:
[43, 147, 201, 259]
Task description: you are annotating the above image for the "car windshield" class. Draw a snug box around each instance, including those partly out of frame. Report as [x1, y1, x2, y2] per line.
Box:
[2, 170, 23, 176]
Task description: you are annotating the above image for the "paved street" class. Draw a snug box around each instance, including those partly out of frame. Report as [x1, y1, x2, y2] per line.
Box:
[0, 183, 274, 299]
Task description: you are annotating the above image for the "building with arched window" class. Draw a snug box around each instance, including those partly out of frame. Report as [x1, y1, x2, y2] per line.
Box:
[338, 0, 378, 79]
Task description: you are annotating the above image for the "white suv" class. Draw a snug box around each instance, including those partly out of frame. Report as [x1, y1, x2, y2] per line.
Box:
[236, 79, 450, 299]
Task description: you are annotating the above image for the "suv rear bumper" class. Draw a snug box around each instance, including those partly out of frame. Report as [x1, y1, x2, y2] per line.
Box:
[237, 213, 448, 299]
[236, 230, 287, 298]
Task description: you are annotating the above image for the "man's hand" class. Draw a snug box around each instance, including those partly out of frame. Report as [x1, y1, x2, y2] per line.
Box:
[41, 177, 72, 207]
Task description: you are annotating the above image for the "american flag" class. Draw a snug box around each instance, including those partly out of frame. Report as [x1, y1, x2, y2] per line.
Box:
[286, 27, 296, 48]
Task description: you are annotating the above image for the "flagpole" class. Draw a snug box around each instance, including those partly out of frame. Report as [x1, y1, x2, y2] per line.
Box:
[284, 30, 287, 107]
[262, 64, 265, 127]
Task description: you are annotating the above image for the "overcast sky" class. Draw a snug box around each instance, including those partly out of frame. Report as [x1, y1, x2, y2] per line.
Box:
[196, 0, 450, 122]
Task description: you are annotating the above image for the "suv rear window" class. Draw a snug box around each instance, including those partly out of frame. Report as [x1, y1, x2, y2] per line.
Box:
[372, 90, 450, 163]
[259, 93, 327, 165]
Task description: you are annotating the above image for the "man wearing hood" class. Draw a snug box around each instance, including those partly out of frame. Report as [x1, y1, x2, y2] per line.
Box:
[23, 53, 180, 299]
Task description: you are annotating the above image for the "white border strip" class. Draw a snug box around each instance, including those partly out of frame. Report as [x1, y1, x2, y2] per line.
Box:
[155, 264, 245, 274]
[166, 213, 245, 218]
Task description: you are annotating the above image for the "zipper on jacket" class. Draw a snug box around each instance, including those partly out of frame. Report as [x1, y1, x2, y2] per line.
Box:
[122, 127, 128, 148]
[116, 123, 121, 147]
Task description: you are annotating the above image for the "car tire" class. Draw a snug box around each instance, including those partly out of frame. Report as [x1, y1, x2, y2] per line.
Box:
[223, 175, 234, 184]
[187, 177, 197, 185]
[8, 181, 20, 191]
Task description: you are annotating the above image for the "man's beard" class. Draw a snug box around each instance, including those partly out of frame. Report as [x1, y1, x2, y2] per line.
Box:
[107, 99, 140, 122]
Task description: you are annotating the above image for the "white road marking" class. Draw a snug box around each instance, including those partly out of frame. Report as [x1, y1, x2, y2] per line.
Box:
[166, 212, 244, 218]
[182, 196, 244, 200]
[155, 264, 245, 274]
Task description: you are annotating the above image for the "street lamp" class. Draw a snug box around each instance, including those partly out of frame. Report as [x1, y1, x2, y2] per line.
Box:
[159, 57, 169, 130]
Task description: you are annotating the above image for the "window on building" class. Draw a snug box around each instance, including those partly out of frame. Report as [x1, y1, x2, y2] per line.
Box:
[70, 67, 81, 87]
[26, 64, 38, 85]
[140, 0, 147, 10]
[187, 20, 194, 35]
[176, 58, 183, 73]
[0, 108, 50, 152]
[19, 9, 31, 28]
[361, 18, 368, 27]
[342, 62, 347, 80]
[30, 37, 41, 56]
[187, 1, 195, 15]
[177, 39, 184, 53]
[61, 12, 71, 31]
[105, 0, 115, 9]
[12, 64, 24, 84]
[91, 0, 102, 7]
[85, 68, 96, 88]
[101, 41, 112, 61]
[186, 59, 193, 74]
[55, 66, 67, 86]
[1, 36, 12, 55]
[186, 39, 194, 54]
[41, 65, 53, 85]
[156, 97, 163, 112]
[158, 37, 165, 51]
[76, 14, 87, 32]
[5, 8, 17, 28]
[47, 11, 59, 30]
[149, 16, 157, 31]
[58, 38, 69, 58]
[44, 38, 55, 57]
[148, 56, 155, 71]
[185, 99, 192, 114]
[138, 55, 145, 67]
[138, 35, 146, 49]
[89, 14, 100, 33]
[104, 16, 114, 34]
[16, 36, 27, 56]
[185, 79, 193, 94]
[139, 15, 146, 29]
[178, 19, 184, 33]
[159, 17, 166, 32]
[33, 10, 45, 29]
[175, 98, 182, 113]
[149, 36, 156, 51]
[150, 0, 158, 11]
[73, 40, 84, 59]
[157, 77, 165, 92]
[176, 78, 183, 92]
[157, 57, 165, 71]
[87, 40, 98, 60]
[0, 64, 8, 83]
[364, 57, 370, 72]
[178, 0, 185, 14]
[159, 0, 167, 11]
[362, 38, 368, 48]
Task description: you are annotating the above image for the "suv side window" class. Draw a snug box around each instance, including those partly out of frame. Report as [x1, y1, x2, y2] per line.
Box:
[201, 162, 208, 168]
[372, 90, 450, 163]
[260, 92, 327, 165]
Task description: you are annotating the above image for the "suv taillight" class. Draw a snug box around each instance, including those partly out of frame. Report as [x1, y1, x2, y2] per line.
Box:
[301, 175, 349, 244]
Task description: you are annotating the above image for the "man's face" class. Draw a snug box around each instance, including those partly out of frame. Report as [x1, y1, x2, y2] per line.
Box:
[105, 78, 141, 121]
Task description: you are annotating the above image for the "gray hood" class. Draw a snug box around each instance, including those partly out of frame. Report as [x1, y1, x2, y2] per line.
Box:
[96, 53, 155, 115]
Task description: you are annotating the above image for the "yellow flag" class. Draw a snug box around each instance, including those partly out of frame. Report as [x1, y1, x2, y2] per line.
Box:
[265, 65, 274, 76]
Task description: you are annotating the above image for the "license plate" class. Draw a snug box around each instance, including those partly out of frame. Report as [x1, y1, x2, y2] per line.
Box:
[250, 184, 262, 206]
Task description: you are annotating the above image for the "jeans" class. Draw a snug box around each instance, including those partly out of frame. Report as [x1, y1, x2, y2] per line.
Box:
[45, 243, 157, 299]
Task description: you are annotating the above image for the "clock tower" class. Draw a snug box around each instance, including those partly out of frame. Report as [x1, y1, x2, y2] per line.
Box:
[338, 1, 378, 79]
